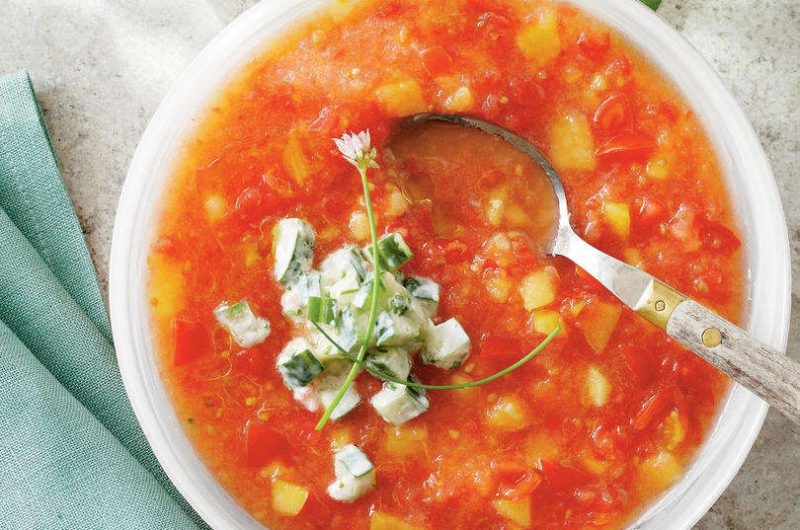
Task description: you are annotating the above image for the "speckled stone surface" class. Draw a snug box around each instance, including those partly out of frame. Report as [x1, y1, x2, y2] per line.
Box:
[0, 1, 797, 528]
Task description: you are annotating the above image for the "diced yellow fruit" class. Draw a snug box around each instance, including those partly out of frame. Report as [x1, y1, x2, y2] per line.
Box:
[579, 301, 621, 352]
[349, 211, 370, 241]
[444, 86, 475, 112]
[485, 186, 508, 226]
[602, 202, 631, 239]
[640, 451, 683, 491]
[450, 374, 478, 398]
[385, 425, 428, 457]
[328, 0, 358, 20]
[283, 130, 310, 185]
[492, 498, 532, 527]
[585, 365, 611, 407]
[623, 247, 644, 268]
[486, 271, 513, 302]
[583, 455, 608, 474]
[516, 10, 561, 69]
[370, 512, 425, 530]
[375, 80, 428, 117]
[330, 426, 352, 450]
[384, 184, 410, 217]
[533, 310, 567, 337]
[203, 194, 226, 224]
[483, 233, 514, 267]
[646, 156, 670, 181]
[523, 433, 559, 467]
[561, 64, 581, 84]
[519, 268, 557, 311]
[271, 479, 309, 516]
[504, 202, 532, 226]
[663, 410, 686, 450]
[318, 226, 341, 241]
[550, 113, 596, 171]
[569, 299, 587, 316]
[486, 395, 532, 432]
[148, 255, 185, 322]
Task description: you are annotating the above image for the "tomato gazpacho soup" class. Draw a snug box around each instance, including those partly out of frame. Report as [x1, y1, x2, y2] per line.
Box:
[148, 0, 745, 528]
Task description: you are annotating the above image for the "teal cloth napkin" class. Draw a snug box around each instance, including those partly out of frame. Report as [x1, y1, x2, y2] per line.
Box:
[0, 70, 205, 529]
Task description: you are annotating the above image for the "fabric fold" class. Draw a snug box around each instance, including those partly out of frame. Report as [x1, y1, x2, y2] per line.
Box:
[0, 70, 205, 529]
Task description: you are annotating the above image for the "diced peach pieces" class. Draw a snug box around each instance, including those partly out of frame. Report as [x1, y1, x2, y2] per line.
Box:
[486, 395, 532, 432]
[485, 186, 507, 227]
[578, 300, 621, 352]
[370, 512, 425, 530]
[492, 497, 532, 527]
[443, 86, 476, 112]
[486, 270, 513, 302]
[662, 409, 686, 450]
[602, 201, 631, 238]
[522, 433, 559, 467]
[329, 426, 353, 450]
[271, 479, 309, 516]
[328, 0, 358, 21]
[283, 129, 310, 185]
[550, 112, 597, 171]
[623, 247, 644, 268]
[385, 425, 428, 457]
[348, 211, 370, 241]
[375, 80, 428, 117]
[516, 9, 561, 69]
[639, 451, 683, 492]
[519, 267, 558, 311]
[148, 254, 185, 321]
[646, 156, 670, 181]
[585, 365, 611, 407]
[532, 310, 567, 337]
[203, 193, 226, 224]
[384, 183, 410, 218]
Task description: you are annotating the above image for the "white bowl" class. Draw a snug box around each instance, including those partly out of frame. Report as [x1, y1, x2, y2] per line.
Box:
[109, 0, 791, 528]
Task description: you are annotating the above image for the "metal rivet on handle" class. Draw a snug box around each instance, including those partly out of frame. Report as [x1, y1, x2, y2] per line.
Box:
[654, 300, 666, 311]
[702, 327, 723, 348]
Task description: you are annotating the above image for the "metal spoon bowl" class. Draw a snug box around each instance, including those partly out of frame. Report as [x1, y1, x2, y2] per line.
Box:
[402, 112, 800, 425]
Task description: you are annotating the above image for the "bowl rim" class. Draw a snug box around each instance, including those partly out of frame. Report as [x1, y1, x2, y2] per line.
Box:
[109, 1, 792, 529]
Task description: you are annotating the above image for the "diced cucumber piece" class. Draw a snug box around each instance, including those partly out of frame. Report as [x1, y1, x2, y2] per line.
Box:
[273, 218, 315, 285]
[364, 348, 412, 380]
[307, 295, 337, 324]
[422, 318, 471, 369]
[403, 276, 440, 302]
[316, 372, 361, 421]
[280, 272, 322, 317]
[351, 271, 386, 310]
[370, 380, 429, 425]
[276, 338, 322, 388]
[308, 330, 352, 375]
[366, 232, 413, 271]
[387, 293, 412, 316]
[321, 245, 367, 300]
[327, 444, 376, 502]
[277, 340, 324, 388]
[334, 306, 361, 352]
[336, 444, 374, 478]
[214, 301, 271, 348]
[375, 311, 421, 347]
[403, 276, 440, 318]
[292, 386, 321, 412]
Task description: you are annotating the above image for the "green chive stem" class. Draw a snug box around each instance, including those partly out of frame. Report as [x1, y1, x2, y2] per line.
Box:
[313, 321, 560, 390]
[315, 163, 382, 430]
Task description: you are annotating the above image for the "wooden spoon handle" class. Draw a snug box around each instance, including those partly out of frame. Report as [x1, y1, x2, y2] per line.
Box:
[666, 299, 800, 424]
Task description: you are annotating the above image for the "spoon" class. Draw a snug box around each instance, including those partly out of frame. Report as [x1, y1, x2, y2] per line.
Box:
[403, 112, 800, 425]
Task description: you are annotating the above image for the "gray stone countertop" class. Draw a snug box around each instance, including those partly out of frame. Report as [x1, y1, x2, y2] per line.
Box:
[1, 0, 798, 528]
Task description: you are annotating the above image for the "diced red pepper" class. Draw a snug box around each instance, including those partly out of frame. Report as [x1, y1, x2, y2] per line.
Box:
[577, 31, 610, 61]
[173, 319, 210, 367]
[244, 419, 291, 466]
[696, 217, 742, 255]
[493, 462, 543, 499]
[632, 390, 670, 431]
[419, 46, 453, 77]
[595, 133, 655, 161]
[593, 94, 628, 132]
